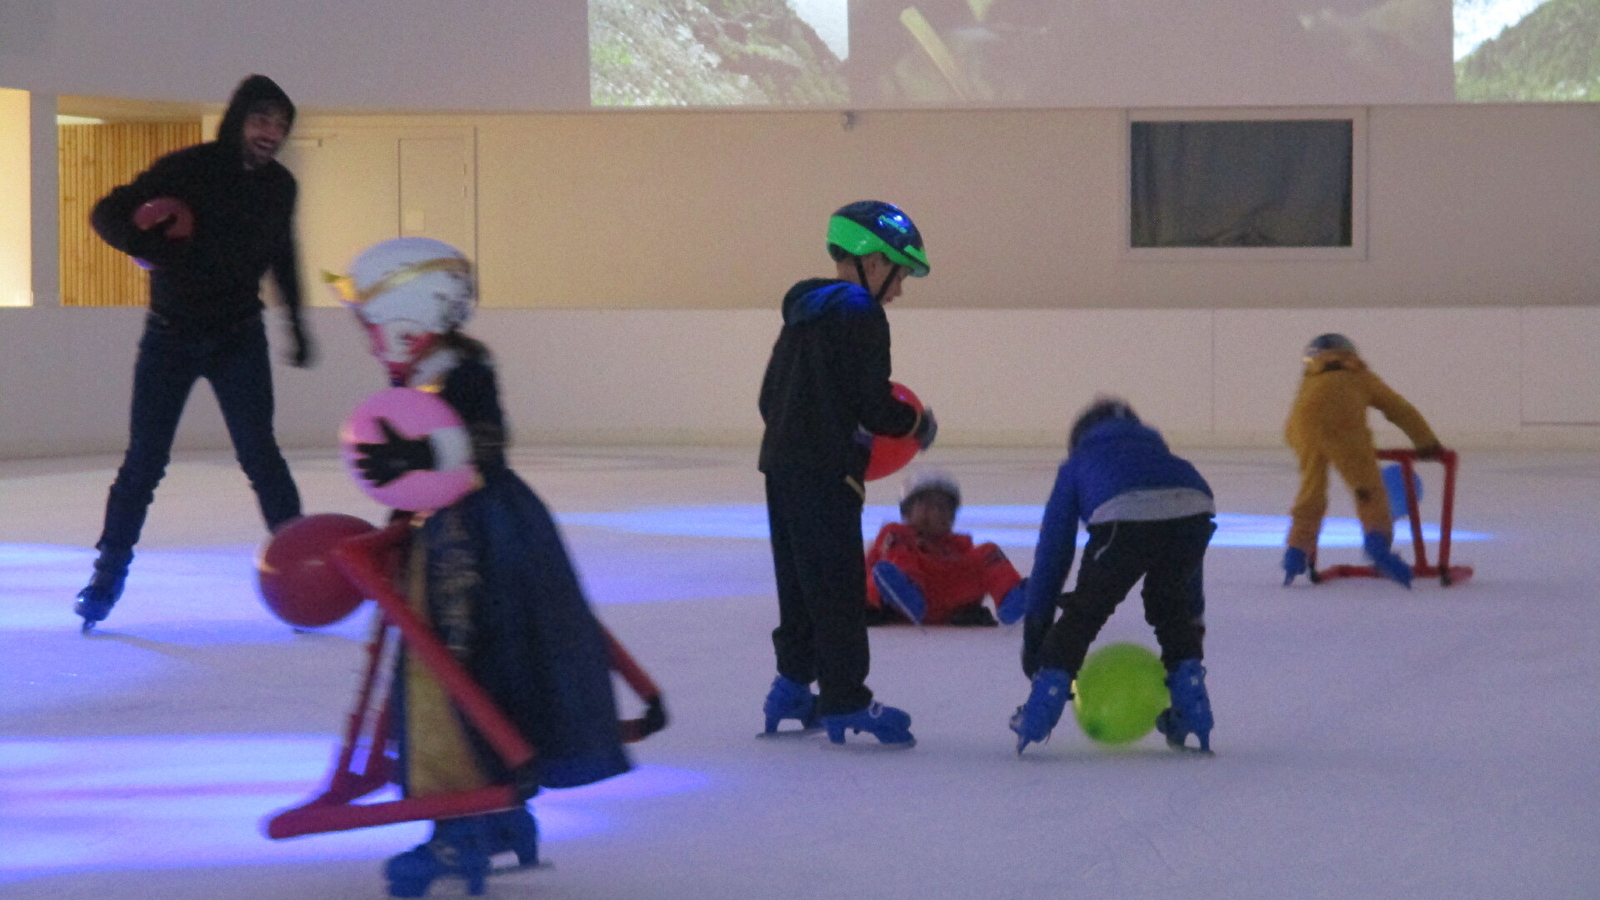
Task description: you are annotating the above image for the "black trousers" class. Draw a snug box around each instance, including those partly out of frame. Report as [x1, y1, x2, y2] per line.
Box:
[1038, 513, 1214, 676]
[764, 469, 872, 716]
[96, 313, 301, 557]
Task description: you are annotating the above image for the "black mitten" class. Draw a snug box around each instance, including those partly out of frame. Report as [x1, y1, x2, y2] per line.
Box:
[355, 418, 434, 486]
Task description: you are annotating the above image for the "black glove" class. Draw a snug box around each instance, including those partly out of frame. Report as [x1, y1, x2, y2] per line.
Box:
[913, 408, 938, 451]
[1020, 592, 1066, 678]
[288, 319, 316, 368]
[641, 695, 668, 737]
[355, 418, 434, 487]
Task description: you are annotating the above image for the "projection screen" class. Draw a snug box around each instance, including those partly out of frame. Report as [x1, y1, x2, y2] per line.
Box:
[589, 0, 1600, 107]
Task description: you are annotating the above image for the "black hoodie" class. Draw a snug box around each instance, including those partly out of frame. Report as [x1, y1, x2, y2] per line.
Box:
[92, 74, 303, 333]
[758, 278, 920, 479]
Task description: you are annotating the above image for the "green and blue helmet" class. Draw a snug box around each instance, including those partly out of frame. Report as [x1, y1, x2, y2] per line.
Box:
[827, 201, 929, 277]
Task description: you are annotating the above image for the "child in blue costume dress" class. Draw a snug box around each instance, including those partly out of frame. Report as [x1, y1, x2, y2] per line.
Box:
[334, 237, 631, 896]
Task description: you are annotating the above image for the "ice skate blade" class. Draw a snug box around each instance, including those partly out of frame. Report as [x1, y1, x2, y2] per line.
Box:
[756, 725, 823, 739]
[820, 735, 916, 751]
[492, 858, 553, 874]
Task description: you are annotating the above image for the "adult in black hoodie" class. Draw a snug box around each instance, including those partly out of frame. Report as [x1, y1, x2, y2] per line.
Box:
[75, 74, 313, 631]
[757, 201, 937, 745]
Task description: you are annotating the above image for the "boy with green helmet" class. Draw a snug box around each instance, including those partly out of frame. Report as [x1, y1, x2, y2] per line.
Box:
[758, 200, 937, 746]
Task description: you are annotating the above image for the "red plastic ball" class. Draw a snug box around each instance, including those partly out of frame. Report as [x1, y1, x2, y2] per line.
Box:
[256, 513, 376, 628]
[864, 382, 924, 482]
[133, 196, 194, 239]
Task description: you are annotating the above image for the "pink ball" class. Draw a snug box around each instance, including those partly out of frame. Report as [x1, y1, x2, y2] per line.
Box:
[340, 387, 478, 511]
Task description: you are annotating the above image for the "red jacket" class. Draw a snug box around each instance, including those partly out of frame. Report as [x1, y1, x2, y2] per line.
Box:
[865, 522, 1022, 625]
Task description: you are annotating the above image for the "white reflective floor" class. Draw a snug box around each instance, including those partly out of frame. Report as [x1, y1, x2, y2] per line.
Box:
[2, 445, 1596, 900]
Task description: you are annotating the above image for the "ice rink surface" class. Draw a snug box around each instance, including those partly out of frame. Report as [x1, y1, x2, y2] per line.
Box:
[2, 444, 1597, 899]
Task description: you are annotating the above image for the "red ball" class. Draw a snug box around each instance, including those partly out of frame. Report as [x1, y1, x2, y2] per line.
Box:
[865, 382, 924, 482]
[256, 513, 376, 628]
[133, 196, 194, 239]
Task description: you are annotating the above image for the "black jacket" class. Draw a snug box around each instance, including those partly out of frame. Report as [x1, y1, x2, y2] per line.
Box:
[758, 278, 920, 479]
[92, 75, 302, 333]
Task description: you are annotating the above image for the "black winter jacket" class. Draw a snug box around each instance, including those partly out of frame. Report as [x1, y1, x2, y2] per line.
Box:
[91, 75, 302, 333]
[758, 278, 920, 480]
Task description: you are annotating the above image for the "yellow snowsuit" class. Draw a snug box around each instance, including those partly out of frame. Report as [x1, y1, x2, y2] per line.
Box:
[1284, 351, 1439, 553]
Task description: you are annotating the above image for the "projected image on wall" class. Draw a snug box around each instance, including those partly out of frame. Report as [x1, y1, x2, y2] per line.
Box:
[850, 0, 1453, 107]
[590, 0, 849, 106]
[1455, 0, 1600, 100]
[586, 0, 1600, 107]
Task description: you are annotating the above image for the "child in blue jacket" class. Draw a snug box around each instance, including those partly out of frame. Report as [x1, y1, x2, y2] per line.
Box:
[1011, 398, 1216, 754]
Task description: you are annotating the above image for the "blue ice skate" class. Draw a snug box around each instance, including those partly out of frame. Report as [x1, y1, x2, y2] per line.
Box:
[1363, 532, 1413, 588]
[385, 816, 492, 897]
[1010, 667, 1072, 754]
[997, 578, 1028, 625]
[1155, 658, 1214, 754]
[1281, 547, 1308, 586]
[872, 561, 926, 625]
[821, 701, 914, 746]
[74, 549, 131, 633]
[485, 805, 538, 868]
[762, 675, 820, 735]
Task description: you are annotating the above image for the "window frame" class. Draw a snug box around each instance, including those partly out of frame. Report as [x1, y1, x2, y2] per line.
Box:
[1122, 107, 1368, 262]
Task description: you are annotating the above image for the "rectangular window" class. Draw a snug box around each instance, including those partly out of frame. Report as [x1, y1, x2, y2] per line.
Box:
[1127, 110, 1366, 261]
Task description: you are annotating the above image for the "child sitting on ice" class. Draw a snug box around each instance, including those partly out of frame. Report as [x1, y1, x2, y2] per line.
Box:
[865, 471, 1027, 627]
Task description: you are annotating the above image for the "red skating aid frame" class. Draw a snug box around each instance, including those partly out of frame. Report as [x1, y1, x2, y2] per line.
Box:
[265, 519, 665, 840]
[1309, 448, 1474, 587]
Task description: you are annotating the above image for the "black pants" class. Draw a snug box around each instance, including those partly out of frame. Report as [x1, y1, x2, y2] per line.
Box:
[764, 469, 872, 716]
[1038, 514, 1214, 675]
[96, 313, 301, 557]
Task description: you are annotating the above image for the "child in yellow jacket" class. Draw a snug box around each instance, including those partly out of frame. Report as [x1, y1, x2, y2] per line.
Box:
[1283, 334, 1442, 587]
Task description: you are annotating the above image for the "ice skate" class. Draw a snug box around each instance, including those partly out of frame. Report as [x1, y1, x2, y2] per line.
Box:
[1010, 667, 1072, 754]
[74, 548, 131, 633]
[760, 675, 820, 737]
[1363, 532, 1413, 588]
[485, 805, 539, 869]
[821, 701, 914, 747]
[1155, 658, 1214, 754]
[1282, 547, 1308, 586]
[385, 816, 492, 897]
[872, 561, 926, 625]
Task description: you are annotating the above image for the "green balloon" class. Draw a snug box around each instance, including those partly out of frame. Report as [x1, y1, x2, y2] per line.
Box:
[1072, 642, 1169, 745]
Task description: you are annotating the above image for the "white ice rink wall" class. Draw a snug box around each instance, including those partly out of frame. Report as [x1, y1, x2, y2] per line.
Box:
[2, 304, 1597, 459]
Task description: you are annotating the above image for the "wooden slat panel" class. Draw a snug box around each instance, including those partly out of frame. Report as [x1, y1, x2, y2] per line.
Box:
[58, 122, 201, 307]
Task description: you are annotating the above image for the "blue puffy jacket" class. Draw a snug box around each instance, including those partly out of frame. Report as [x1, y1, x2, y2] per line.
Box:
[1025, 418, 1212, 615]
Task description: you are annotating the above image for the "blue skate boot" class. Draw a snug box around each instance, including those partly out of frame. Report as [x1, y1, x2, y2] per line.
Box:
[872, 561, 926, 625]
[1155, 658, 1214, 753]
[385, 816, 492, 897]
[74, 547, 131, 633]
[996, 578, 1028, 625]
[821, 701, 914, 746]
[1009, 667, 1072, 754]
[1281, 547, 1308, 586]
[1363, 531, 1413, 588]
[484, 805, 538, 868]
[762, 675, 820, 735]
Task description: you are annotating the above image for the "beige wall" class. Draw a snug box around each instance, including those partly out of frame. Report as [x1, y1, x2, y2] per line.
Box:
[0, 89, 30, 307]
[4, 102, 1597, 459]
[287, 104, 1600, 311]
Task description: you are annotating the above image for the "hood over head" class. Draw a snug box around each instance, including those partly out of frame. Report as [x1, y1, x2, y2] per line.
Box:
[216, 74, 295, 156]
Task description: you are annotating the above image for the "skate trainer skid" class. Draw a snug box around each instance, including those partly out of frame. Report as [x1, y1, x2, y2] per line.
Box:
[1310, 448, 1474, 588]
[265, 519, 665, 840]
